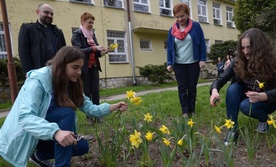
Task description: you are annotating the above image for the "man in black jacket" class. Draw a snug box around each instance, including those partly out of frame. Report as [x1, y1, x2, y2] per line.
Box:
[18, 3, 66, 74]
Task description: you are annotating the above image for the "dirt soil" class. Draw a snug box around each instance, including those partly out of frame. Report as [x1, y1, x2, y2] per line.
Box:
[71, 127, 276, 167]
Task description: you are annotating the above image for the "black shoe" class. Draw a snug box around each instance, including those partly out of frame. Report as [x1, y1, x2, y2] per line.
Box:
[224, 130, 239, 146]
[29, 151, 54, 167]
[256, 122, 269, 133]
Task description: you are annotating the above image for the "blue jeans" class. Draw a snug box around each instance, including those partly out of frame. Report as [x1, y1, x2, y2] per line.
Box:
[36, 107, 89, 167]
[173, 62, 200, 114]
[226, 83, 276, 129]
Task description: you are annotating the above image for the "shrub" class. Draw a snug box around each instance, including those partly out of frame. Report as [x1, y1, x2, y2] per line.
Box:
[0, 57, 24, 86]
[137, 63, 173, 84]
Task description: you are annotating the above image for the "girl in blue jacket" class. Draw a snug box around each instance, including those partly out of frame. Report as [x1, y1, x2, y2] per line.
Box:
[0, 46, 128, 167]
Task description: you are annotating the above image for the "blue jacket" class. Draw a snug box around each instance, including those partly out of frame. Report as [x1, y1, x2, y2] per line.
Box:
[0, 66, 110, 167]
[166, 21, 206, 66]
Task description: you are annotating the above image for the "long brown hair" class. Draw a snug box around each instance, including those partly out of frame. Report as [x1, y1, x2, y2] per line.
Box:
[235, 28, 276, 81]
[47, 46, 85, 110]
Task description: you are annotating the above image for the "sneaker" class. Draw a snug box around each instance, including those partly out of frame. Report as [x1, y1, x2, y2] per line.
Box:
[87, 117, 103, 126]
[29, 151, 54, 167]
[256, 122, 269, 133]
[224, 130, 239, 146]
[182, 113, 188, 119]
[87, 117, 96, 126]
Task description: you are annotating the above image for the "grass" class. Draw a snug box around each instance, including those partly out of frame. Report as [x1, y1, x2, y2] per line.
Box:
[3, 79, 275, 166]
[0, 79, 209, 111]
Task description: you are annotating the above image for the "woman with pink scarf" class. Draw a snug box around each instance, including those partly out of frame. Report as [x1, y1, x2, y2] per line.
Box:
[166, 3, 206, 118]
[71, 12, 108, 125]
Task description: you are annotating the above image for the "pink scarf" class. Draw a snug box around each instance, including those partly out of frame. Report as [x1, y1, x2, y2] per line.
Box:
[80, 25, 95, 46]
[171, 18, 193, 40]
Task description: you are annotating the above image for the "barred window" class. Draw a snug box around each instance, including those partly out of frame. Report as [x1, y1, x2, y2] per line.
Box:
[107, 31, 128, 63]
[0, 23, 7, 59]
[104, 0, 123, 8]
[133, 0, 150, 13]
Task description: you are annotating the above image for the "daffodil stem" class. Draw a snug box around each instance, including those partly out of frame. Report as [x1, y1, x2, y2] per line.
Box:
[249, 103, 252, 116]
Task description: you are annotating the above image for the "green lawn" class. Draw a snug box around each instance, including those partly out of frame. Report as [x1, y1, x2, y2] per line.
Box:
[1, 80, 275, 166]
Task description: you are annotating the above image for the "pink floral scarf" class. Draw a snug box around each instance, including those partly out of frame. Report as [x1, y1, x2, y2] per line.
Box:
[80, 25, 95, 46]
[171, 18, 193, 40]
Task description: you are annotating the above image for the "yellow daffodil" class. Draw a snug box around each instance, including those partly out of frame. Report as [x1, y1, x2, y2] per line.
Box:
[267, 115, 276, 128]
[145, 131, 154, 141]
[163, 138, 170, 146]
[224, 119, 235, 129]
[214, 125, 222, 134]
[130, 96, 142, 105]
[109, 43, 118, 51]
[159, 125, 170, 135]
[187, 119, 195, 127]
[126, 90, 136, 99]
[144, 113, 153, 123]
[177, 139, 183, 146]
[129, 130, 142, 148]
[256, 80, 265, 89]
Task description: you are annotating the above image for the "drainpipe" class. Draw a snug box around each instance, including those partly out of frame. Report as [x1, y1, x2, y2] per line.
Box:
[126, 0, 136, 85]
[0, 0, 18, 103]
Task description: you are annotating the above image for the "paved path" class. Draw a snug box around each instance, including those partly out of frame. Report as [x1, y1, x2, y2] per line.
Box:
[0, 82, 212, 118]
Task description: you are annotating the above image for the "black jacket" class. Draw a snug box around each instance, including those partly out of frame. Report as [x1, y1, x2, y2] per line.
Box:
[18, 20, 66, 74]
[71, 29, 102, 73]
[210, 58, 276, 103]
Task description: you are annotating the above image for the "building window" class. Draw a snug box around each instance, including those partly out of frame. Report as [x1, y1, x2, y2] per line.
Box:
[180, 0, 190, 7]
[164, 41, 167, 51]
[0, 23, 7, 59]
[197, 0, 208, 23]
[226, 6, 234, 28]
[69, 0, 93, 4]
[140, 39, 152, 51]
[107, 31, 128, 63]
[215, 40, 223, 44]
[104, 0, 123, 8]
[159, 0, 172, 16]
[133, 0, 150, 13]
[213, 3, 221, 25]
[205, 39, 210, 53]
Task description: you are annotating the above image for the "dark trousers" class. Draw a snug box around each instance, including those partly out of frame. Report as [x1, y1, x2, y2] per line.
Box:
[226, 83, 276, 129]
[36, 107, 89, 166]
[81, 66, 100, 105]
[173, 62, 200, 114]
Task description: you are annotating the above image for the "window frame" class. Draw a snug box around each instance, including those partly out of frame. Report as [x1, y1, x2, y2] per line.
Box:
[213, 3, 221, 26]
[104, 0, 124, 8]
[139, 39, 152, 51]
[107, 30, 128, 64]
[0, 23, 9, 59]
[197, 0, 208, 23]
[226, 6, 234, 28]
[69, 0, 93, 4]
[133, 0, 150, 13]
[159, 0, 173, 16]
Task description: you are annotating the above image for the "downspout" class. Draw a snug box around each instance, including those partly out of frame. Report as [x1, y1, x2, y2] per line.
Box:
[126, 0, 136, 85]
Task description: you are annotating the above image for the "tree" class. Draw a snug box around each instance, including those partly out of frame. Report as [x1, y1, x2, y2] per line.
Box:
[207, 40, 237, 64]
[234, 0, 276, 38]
